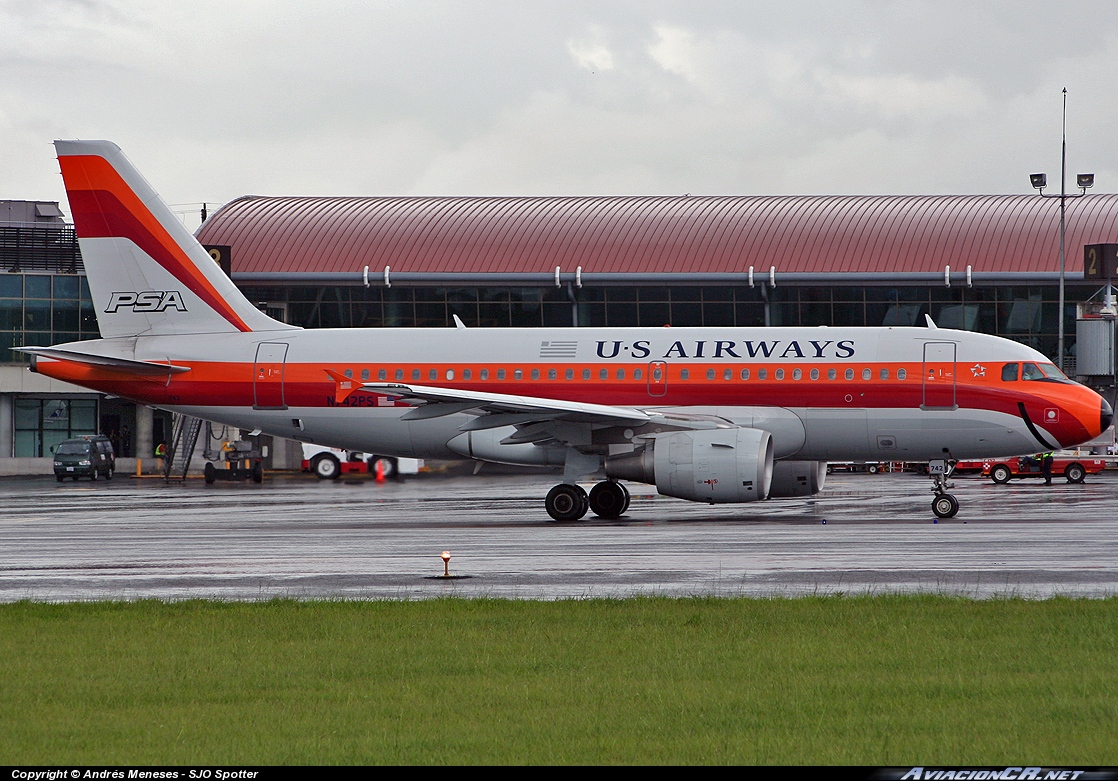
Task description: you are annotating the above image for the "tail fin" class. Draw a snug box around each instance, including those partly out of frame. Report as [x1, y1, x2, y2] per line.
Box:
[55, 140, 293, 337]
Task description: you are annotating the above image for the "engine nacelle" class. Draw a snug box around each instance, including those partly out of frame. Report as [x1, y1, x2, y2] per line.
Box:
[768, 460, 827, 498]
[605, 427, 773, 503]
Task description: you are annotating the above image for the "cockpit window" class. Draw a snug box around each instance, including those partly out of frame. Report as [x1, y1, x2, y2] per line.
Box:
[1001, 363, 1018, 381]
[1021, 362, 1071, 382]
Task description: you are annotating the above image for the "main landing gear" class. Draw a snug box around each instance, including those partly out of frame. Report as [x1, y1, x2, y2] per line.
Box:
[928, 458, 959, 519]
[545, 480, 631, 521]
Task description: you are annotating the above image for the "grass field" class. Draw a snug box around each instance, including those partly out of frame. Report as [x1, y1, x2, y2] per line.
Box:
[0, 596, 1115, 765]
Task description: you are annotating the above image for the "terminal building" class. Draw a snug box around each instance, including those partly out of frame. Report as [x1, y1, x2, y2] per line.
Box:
[3, 192, 1116, 469]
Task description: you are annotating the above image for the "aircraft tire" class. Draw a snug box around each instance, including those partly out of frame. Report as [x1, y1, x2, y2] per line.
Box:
[990, 464, 1012, 484]
[545, 483, 589, 522]
[931, 494, 959, 519]
[313, 454, 341, 480]
[1065, 463, 1086, 483]
[589, 481, 627, 519]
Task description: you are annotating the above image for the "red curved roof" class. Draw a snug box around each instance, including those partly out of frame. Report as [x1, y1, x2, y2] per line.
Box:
[195, 194, 1118, 276]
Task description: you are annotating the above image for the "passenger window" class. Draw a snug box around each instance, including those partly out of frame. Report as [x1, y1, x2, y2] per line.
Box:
[480, 369, 489, 380]
[497, 369, 506, 380]
[810, 368, 819, 380]
[582, 369, 590, 380]
[463, 369, 471, 380]
[344, 369, 353, 378]
[828, 368, 836, 380]
[879, 368, 889, 380]
[599, 368, 608, 380]
[378, 369, 387, 381]
[1002, 363, 1019, 381]
[361, 369, 370, 381]
[775, 368, 785, 380]
[548, 368, 556, 380]
[862, 368, 872, 380]
[429, 369, 438, 380]
[514, 369, 523, 380]
[446, 369, 455, 380]
[897, 368, 907, 380]
[412, 369, 420, 381]
[706, 369, 715, 380]
[566, 369, 574, 380]
[792, 368, 802, 380]
[653, 367, 663, 381]
[740, 368, 750, 380]
[616, 369, 626, 380]
[634, 369, 642, 380]
[758, 369, 767, 380]
[681, 369, 690, 380]
[845, 368, 854, 380]
[723, 369, 732, 381]
[395, 369, 403, 381]
[531, 369, 540, 380]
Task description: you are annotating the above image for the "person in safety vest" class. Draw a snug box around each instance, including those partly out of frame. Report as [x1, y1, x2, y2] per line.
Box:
[1041, 452, 1054, 485]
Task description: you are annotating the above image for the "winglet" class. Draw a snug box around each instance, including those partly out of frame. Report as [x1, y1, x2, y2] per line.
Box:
[324, 368, 359, 404]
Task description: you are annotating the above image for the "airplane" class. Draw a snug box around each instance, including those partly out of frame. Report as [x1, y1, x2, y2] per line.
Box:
[21, 140, 1114, 521]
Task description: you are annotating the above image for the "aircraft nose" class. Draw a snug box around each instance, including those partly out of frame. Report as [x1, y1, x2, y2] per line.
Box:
[1102, 397, 1114, 434]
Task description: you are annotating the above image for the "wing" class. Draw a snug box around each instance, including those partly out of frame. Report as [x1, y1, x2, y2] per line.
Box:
[361, 381, 651, 428]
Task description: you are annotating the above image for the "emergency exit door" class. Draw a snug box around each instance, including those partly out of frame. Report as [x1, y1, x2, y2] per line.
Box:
[922, 341, 956, 409]
[254, 342, 288, 410]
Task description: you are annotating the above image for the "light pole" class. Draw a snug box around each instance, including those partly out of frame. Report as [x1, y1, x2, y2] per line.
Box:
[1030, 88, 1094, 372]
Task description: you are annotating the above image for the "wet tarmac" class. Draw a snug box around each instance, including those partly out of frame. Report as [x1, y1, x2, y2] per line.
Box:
[0, 469, 1116, 601]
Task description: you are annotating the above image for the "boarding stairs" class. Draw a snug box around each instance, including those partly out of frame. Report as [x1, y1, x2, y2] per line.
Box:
[164, 414, 204, 480]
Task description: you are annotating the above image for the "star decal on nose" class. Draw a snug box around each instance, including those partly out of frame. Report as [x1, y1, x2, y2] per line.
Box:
[970, 363, 986, 378]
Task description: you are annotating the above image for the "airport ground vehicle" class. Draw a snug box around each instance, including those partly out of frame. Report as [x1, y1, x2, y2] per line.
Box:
[203, 439, 264, 484]
[22, 141, 1114, 521]
[300, 444, 420, 480]
[52, 435, 115, 481]
[981, 455, 1106, 484]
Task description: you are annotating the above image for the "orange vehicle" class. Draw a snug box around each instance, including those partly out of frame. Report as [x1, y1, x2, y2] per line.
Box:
[980, 455, 1105, 484]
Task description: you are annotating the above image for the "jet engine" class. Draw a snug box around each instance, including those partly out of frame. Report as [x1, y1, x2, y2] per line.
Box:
[605, 427, 773, 503]
[767, 460, 827, 498]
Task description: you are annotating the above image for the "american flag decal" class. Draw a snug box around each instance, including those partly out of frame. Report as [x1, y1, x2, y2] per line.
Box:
[540, 340, 578, 358]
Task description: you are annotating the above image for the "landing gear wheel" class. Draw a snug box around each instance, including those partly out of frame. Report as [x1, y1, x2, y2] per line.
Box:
[990, 464, 1012, 484]
[932, 494, 959, 519]
[313, 454, 341, 480]
[1065, 463, 1086, 483]
[545, 483, 589, 521]
[204, 462, 217, 485]
[588, 481, 628, 519]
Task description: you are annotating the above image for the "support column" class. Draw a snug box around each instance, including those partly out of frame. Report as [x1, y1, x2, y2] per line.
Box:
[0, 394, 12, 458]
[135, 403, 153, 467]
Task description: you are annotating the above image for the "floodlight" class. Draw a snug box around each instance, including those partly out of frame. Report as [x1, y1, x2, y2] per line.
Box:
[1077, 173, 1095, 189]
[1030, 173, 1048, 190]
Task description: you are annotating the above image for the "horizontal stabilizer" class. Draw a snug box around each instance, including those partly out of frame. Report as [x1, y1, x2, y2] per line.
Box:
[16, 347, 191, 375]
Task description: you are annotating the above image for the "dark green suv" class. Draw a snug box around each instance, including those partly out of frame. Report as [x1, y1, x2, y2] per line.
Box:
[52, 435, 115, 482]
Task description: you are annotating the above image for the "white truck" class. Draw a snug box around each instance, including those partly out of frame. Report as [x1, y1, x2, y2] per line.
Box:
[300, 444, 421, 480]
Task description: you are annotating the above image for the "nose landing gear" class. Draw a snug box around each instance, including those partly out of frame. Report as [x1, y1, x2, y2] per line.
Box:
[928, 458, 959, 519]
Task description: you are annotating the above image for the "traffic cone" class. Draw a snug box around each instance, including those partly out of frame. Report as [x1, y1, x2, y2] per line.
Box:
[375, 459, 385, 484]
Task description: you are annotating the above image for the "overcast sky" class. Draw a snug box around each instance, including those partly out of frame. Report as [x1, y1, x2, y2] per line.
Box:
[5, 1, 1118, 227]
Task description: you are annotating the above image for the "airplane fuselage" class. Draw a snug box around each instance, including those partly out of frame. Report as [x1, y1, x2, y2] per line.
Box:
[35, 324, 1106, 464]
